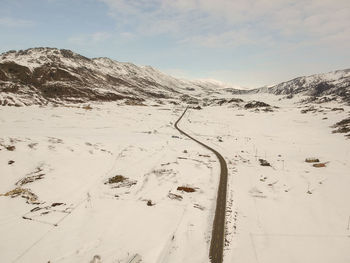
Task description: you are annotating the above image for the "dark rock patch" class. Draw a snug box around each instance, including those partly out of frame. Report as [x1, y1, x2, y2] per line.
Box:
[244, 101, 270, 109]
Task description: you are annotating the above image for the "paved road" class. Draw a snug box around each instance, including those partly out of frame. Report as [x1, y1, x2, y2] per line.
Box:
[175, 107, 228, 263]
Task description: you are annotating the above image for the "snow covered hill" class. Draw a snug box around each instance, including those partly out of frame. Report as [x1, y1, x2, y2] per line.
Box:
[1, 47, 349, 107]
[0, 47, 238, 106]
[229, 69, 350, 104]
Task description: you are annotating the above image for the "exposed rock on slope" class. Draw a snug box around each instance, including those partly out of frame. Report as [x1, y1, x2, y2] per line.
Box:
[0, 47, 233, 106]
[227, 69, 350, 104]
[332, 117, 350, 138]
[1, 47, 349, 106]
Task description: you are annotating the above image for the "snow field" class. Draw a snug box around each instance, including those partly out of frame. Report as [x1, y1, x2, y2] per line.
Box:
[0, 104, 219, 263]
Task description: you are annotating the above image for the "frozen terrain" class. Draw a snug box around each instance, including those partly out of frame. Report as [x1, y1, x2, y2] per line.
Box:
[183, 94, 350, 263]
[1, 47, 350, 263]
[1, 92, 350, 262]
[0, 104, 220, 263]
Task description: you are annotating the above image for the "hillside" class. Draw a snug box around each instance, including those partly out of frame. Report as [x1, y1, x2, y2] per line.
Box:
[1, 48, 349, 107]
[228, 69, 350, 104]
[0, 48, 232, 106]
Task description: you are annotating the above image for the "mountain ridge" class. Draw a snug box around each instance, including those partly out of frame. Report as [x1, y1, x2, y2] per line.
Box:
[227, 68, 350, 103]
[0, 47, 349, 106]
[0, 47, 239, 106]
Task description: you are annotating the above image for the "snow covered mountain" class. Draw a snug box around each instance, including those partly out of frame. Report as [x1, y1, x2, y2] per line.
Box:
[234, 69, 350, 103]
[0, 47, 234, 106]
[1, 47, 349, 106]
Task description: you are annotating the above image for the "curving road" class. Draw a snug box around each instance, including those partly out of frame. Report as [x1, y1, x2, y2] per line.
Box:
[174, 107, 228, 263]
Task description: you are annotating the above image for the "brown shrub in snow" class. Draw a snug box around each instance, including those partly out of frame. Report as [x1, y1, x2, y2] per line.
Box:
[259, 159, 271, 166]
[5, 145, 16, 151]
[3, 187, 39, 204]
[107, 175, 126, 184]
[82, 104, 93, 110]
[305, 158, 320, 163]
[313, 163, 327, 168]
[177, 186, 196, 193]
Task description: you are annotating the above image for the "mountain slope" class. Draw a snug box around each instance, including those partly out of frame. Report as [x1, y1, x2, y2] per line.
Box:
[234, 69, 350, 103]
[0, 47, 232, 106]
[1, 47, 349, 106]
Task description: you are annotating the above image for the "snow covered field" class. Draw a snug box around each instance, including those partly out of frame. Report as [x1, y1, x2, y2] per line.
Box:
[0, 104, 219, 263]
[0, 95, 350, 262]
[182, 95, 350, 263]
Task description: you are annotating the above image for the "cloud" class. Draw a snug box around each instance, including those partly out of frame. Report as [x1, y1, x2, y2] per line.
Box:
[99, 0, 350, 49]
[0, 17, 35, 28]
[179, 28, 274, 48]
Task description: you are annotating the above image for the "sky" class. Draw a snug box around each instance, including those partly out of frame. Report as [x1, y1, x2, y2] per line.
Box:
[0, 0, 349, 88]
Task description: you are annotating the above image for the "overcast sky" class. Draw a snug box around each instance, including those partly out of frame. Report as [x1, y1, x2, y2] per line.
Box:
[0, 0, 349, 88]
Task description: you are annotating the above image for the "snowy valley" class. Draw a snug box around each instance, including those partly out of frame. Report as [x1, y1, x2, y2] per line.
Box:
[0, 48, 350, 263]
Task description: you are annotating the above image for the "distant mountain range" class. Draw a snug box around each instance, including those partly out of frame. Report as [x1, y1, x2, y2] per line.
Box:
[0, 47, 349, 106]
[227, 69, 350, 103]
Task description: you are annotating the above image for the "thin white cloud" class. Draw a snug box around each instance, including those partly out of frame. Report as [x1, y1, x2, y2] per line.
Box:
[179, 28, 274, 48]
[99, 0, 350, 48]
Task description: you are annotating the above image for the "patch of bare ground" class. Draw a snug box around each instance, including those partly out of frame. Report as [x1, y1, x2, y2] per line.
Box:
[51, 202, 65, 207]
[193, 203, 205, 210]
[146, 200, 155, 206]
[177, 186, 196, 193]
[16, 174, 45, 186]
[82, 104, 93, 110]
[192, 105, 202, 110]
[168, 192, 183, 201]
[28, 142, 38, 149]
[2, 188, 39, 204]
[313, 163, 327, 168]
[1, 165, 48, 204]
[259, 158, 271, 166]
[206, 97, 244, 106]
[331, 107, 344, 111]
[6, 145, 16, 151]
[48, 137, 63, 144]
[124, 99, 146, 106]
[0, 142, 16, 151]
[16, 165, 46, 186]
[305, 158, 320, 163]
[244, 101, 277, 112]
[105, 175, 137, 188]
[27, 203, 68, 215]
[300, 106, 318, 114]
[332, 117, 350, 137]
[107, 175, 126, 184]
[152, 168, 174, 177]
[304, 157, 328, 167]
[300, 96, 337, 104]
